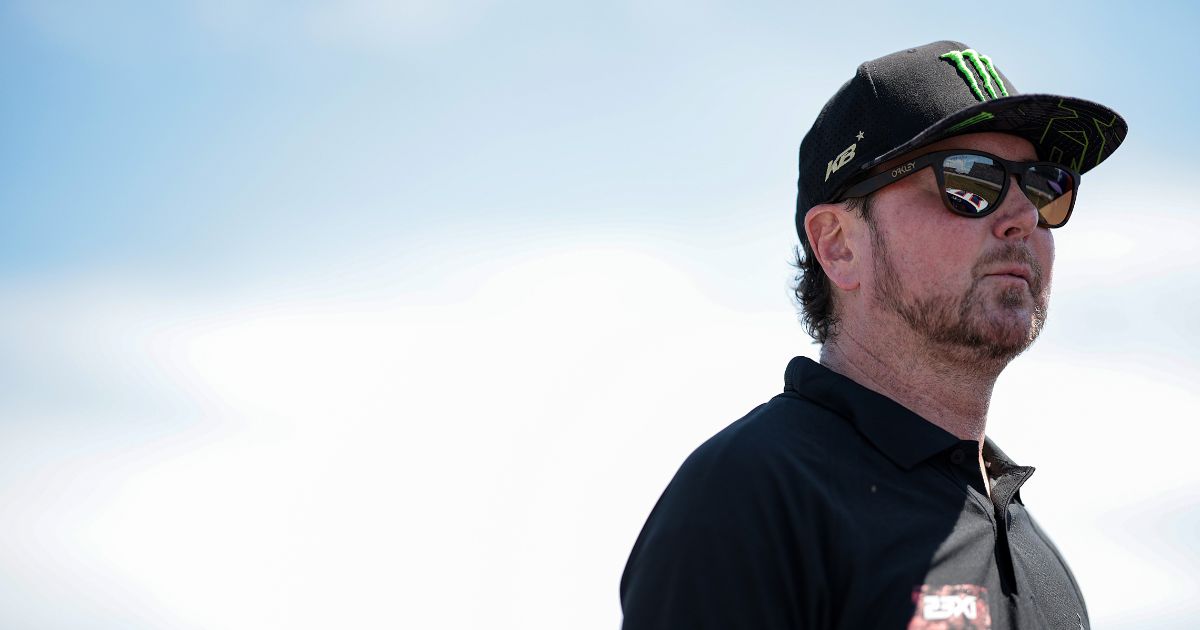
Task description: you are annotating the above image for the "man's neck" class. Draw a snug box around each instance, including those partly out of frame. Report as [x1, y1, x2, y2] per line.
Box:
[819, 326, 1007, 446]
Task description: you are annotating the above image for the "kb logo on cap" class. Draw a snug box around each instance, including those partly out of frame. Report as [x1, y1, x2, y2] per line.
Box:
[825, 142, 856, 182]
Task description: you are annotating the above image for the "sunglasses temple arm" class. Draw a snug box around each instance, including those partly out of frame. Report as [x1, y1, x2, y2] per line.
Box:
[835, 153, 943, 201]
[838, 170, 897, 200]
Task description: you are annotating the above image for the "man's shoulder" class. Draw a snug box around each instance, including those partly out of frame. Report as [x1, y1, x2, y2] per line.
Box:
[621, 393, 862, 626]
[691, 392, 856, 467]
[669, 392, 864, 499]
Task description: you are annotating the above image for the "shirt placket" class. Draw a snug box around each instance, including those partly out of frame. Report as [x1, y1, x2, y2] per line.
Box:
[937, 443, 1022, 627]
[988, 464, 1035, 596]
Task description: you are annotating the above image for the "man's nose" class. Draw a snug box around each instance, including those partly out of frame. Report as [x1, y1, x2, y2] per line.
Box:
[992, 175, 1040, 239]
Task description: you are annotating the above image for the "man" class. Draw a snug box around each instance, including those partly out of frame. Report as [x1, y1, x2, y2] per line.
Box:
[619, 41, 1126, 629]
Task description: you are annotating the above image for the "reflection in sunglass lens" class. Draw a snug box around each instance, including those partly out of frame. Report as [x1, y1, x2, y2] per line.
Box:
[941, 154, 1003, 215]
[1024, 165, 1075, 227]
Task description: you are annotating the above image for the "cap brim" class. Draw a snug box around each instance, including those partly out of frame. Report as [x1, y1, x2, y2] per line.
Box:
[858, 94, 1127, 176]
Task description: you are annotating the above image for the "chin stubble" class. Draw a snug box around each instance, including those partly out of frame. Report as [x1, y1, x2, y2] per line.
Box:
[872, 233, 1049, 362]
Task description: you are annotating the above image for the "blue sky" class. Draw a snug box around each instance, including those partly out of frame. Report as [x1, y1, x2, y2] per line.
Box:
[3, 0, 1194, 285]
[2, 1, 1198, 628]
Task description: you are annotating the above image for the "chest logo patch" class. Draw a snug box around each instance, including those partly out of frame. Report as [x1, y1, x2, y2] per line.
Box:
[908, 584, 991, 629]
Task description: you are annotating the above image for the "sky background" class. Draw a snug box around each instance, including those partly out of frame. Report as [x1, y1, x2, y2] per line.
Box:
[2, 1, 1198, 628]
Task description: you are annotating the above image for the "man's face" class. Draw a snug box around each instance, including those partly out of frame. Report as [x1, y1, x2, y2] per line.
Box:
[862, 132, 1054, 362]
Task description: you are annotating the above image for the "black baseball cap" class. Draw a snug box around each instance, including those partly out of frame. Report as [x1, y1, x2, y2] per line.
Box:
[795, 40, 1127, 240]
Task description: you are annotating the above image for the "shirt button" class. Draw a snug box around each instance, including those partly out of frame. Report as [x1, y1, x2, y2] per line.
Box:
[950, 449, 966, 465]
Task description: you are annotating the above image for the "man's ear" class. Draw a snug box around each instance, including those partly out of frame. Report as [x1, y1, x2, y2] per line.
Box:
[804, 203, 861, 291]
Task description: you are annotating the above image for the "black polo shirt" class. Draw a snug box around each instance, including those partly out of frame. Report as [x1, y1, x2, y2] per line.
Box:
[620, 356, 1089, 629]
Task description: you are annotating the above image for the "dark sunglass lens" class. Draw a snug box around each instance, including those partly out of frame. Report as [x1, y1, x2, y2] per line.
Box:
[942, 154, 1004, 215]
[1024, 165, 1076, 227]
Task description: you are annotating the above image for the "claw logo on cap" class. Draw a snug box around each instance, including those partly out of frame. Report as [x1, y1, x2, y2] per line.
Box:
[940, 49, 1008, 102]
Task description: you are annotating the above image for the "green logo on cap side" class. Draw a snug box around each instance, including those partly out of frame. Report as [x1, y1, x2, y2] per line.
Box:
[940, 49, 1009, 101]
[947, 111, 995, 132]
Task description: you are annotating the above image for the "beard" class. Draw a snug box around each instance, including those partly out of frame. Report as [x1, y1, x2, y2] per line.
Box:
[871, 229, 1049, 363]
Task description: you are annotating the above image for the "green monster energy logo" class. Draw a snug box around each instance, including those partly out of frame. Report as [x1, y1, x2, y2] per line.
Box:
[940, 49, 1009, 101]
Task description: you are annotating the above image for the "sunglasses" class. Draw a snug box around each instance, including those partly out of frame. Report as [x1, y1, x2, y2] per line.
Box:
[836, 149, 1081, 228]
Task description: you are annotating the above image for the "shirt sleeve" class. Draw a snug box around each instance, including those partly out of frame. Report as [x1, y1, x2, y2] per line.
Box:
[619, 429, 836, 629]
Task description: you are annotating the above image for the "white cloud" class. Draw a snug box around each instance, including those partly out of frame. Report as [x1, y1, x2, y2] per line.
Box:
[0, 246, 800, 628]
[116, 241, 1200, 627]
[1, 175, 1197, 628]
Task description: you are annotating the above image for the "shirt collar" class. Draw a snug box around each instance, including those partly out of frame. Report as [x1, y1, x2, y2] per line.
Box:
[783, 356, 962, 471]
[981, 436, 1026, 476]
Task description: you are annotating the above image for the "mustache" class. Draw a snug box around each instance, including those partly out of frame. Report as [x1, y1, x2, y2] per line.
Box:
[973, 243, 1045, 292]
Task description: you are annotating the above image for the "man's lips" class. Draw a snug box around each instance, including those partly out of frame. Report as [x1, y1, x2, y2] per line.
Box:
[984, 266, 1033, 284]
